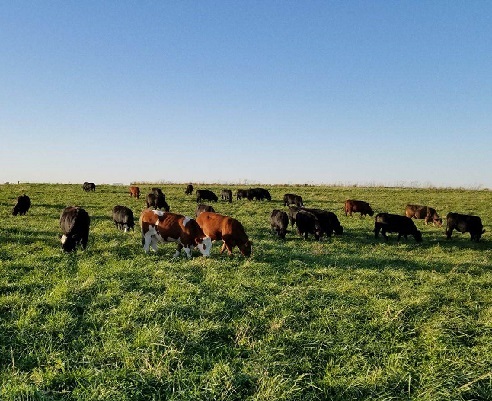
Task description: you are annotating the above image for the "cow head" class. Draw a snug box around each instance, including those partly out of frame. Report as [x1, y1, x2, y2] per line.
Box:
[61, 234, 77, 252]
[433, 217, 443, 227]
[195, 236, 212, 257]
[239, 240, 252, 257]
[367, 207, 374, 217]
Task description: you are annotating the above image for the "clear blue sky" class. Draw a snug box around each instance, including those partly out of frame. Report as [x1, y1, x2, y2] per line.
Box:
[1, 1, 491, 188]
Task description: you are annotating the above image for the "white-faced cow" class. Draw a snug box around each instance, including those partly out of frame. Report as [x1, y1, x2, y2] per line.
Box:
[196, 212, 252, 257]
[446, 212, 485, 242]
[139, 209, 212, 258]
[60, 206, 90, 252]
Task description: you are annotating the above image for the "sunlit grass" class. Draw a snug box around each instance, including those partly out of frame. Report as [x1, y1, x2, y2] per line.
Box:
[0, 183, 491, 400]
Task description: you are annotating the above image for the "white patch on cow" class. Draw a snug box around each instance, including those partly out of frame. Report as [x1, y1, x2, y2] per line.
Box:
[184, 247, 192, 258]
[152, 209, 165, 217]
[196, 236, 212, 257]
[183, 216, 191, 227]
[173, 250, 180, 258]
[61, 234, 67, 244]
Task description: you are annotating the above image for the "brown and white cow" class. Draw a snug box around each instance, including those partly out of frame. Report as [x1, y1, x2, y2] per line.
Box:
[129, 186, 140, 199]
[139, 209, 212, 258]
[196, 212, 252, 257]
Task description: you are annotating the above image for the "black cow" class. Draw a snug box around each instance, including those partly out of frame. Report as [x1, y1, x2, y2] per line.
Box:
[146, 193, 170, 211]
[301, 207, 343, 236]
[270, 209, 289, 239]
[374, 213, 422, 243]
[288, 205, 301, 227]
[236, 189, 249, 200]
[446, 212, 485, 242]
[221, 189, 233, 203]
[12, 194, 31, 216]
[296, 210, 323, 240]
[247, 187, 271, 201]
[82, 182, 96, 192]
[196, 189, 218, 203]
[112, 205, 135, 232]
[152, 188, 165, 199]
[185, 184, 194, 195]
[283, 193, 303, 207]
[195, 203, 216, 217]
[60, 206, 90, 252]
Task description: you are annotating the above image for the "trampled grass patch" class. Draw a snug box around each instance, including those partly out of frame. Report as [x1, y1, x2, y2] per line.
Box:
[0, 183, 491, 400]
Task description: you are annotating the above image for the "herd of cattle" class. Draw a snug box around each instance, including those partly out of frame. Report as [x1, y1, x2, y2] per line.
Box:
[10, 183, 487, 257]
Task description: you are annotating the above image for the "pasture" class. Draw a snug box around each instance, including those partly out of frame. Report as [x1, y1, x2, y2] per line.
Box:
[0, 183, 491, 400]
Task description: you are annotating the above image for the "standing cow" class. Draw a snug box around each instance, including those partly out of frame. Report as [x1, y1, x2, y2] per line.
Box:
[185, 184, 194, 195]
[112, 205, 135, 232]
[129, 186, 140, 199]
[12, 194, 31, 216]
[146, 193, 170, 211]
[296, 210, 323, 240]
[221, 189, 233, 203]
[236, 189, 249, 200]
[270, 209, 289, 239]
[247, 188, 271, 201]
[196, 212, 252, 257]
[405, 204, 442, 226]
[302, 207, 344, 236]
[446, 212, 485, 242]
[283, 193, 303, 207]
[196, 189, 218, 203]
[374, 213, 422, 243]
[139, 209, 212, 258]
[82, 182, 96, 192]
[60, 206, 91, 252]
[344, 200, 374, 217]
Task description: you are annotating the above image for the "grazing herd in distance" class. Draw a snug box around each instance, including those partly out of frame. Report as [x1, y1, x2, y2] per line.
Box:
[8, 182, 487, 258]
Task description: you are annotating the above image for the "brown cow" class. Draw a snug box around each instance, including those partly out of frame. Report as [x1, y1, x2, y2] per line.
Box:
[344, 199, 374, 217]
[405, 204, 442, 226]
[129, 186, 140, 199]
[139, 209, 211, 258]
[196, 212, 252, 256]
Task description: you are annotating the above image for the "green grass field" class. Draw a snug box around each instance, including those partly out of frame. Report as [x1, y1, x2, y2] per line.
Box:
[0, 183, 491, 400]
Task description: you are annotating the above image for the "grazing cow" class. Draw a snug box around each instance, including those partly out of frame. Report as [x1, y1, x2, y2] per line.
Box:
[288, 205, 301, 227]
[82, 182, 96, 192]
[129, 186, 140, 199]
[221, 189, 233, 203]
[302, 207, 344, 236]
[344, 199, 374, 217]
[196, 189, 218, 203]
[296, 210, 323, 240]
[374, 213, 422, 243]
[283, 193, 303, 207]
[270, 209, 289, 239]
[446, 212, 485, 242]
[236, 189, 249, 200]
[185, 184, 194, 195]
[139, 209, 212, 258]
[247, 187, 271, 201]
[12, 194, 31, 216]
[146, 193, 170, 211]
[405, 204, 442, 226]
[196, 212, 252, 257]
[60, 206, 90, 252]
[152, 188, 165, 198]
[112, 205, 135, 232]
[195, 203, 215, 217]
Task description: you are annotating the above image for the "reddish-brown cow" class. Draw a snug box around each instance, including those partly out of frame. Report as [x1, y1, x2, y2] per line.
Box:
[405, 204, 442, 226]
[196, 212, 252, 257]
[129, 186, 140, 199]
[344, 199, 374, 217]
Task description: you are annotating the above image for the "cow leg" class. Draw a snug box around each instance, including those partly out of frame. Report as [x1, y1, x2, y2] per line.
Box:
[174, 243, 184, 258]
[220, 242, 227, 254]
[381, 229, 389, 241]
[374, 223, 381, 238]
[446, 228, 453, 240]
[143, 232, 153, 253]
